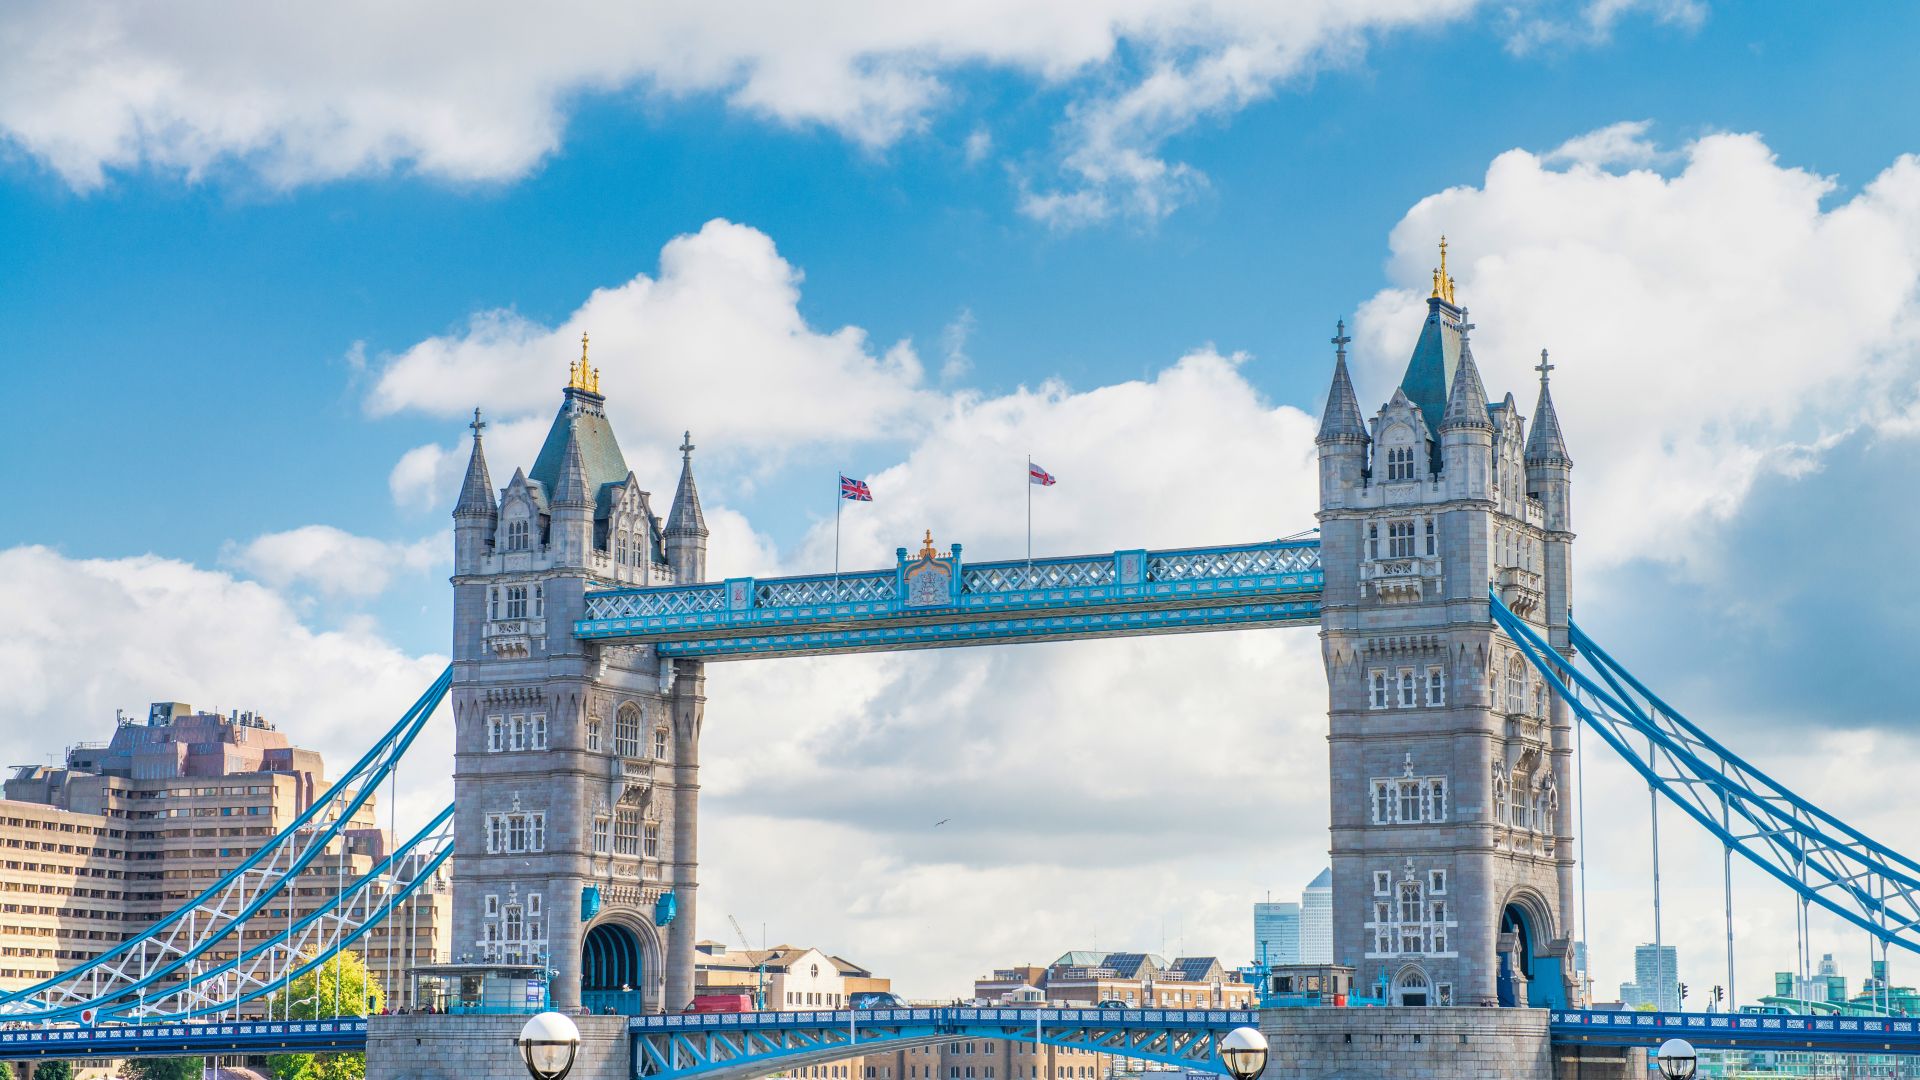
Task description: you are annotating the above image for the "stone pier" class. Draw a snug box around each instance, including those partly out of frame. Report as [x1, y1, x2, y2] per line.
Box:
[366, 1014, 631, 1080]
[1260, 1006, 1645, 1079]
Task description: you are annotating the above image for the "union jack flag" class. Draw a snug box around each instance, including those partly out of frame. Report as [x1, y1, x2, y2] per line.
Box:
[840, 475, 873, 501]
[1028, 462, 1057, 486]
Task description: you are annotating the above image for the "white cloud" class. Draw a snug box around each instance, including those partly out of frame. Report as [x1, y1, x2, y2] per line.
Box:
[1541, 119, 1667, 169]
[374, 219, 937, 511]
[223, 524, 445, 598]
[1349, 126, 1920, 570]
[0, 545, 451, 828]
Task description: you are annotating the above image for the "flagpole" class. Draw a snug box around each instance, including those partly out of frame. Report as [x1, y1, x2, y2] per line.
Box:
[835, 474, 842, 580]
[1026, 454, 1033, 586]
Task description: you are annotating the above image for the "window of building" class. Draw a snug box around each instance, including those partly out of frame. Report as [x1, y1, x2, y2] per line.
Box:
[486, 716, 503, 753]
[1366, 523, 1379, 560]
[614, 809, 641, 856]
[1370, 775, 1448, 825]
[653, 726, 669, 761]
[1425, 519, 1437, 556]
[486, 812, 545, 854]
[615, 704, 642, 758]
[1386, 445, 1416, 482]
[1373, 871, 1390, 895]
[586, 719, 601, 752]
[1396, 669, 1417, 708]
[506, 519, 529, 551]
[591, 816, 610, 854]
[1505, 656, 1527, 714]
[1429, 870, 1447, 894]
[1368, 670, 1388, 710]
[1425, 667, 1446, 707]
[506, 586, 528, 620]
[643, 821, 659, 858]
[531, 713, 547, 750]
[1388, 520, 1416, 558]
[509, 715, 526, 752]
[484, 894, 499, 918]
[1436, 983, 1453, 1006]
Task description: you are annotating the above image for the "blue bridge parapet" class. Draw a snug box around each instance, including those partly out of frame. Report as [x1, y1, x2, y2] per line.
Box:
[0, 1018, 369, 1060]
[577, 539, 1322, 658]
[1552, 1009, 1920, 1055]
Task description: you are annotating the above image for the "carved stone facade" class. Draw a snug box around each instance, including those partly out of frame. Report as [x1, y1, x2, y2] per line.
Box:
[1315, 284, 1578, 1010]
[450, 347, 709, 1012]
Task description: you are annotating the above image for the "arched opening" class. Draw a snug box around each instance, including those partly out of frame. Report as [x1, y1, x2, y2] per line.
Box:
[582, 921, 646, 1014]
[1393, 967, 1429, 1007]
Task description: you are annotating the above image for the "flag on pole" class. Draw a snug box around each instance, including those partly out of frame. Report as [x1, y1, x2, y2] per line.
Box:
[1028, 462, 1057, 486]
[840, 475, 874, 501]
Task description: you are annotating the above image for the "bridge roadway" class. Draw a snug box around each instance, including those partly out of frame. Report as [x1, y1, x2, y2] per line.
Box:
[15, 1008, 1920, 1068]
[574, 538, 1324, 658]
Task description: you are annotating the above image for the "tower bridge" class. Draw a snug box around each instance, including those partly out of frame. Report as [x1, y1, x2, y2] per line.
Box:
[8, 259, 1920, 1078]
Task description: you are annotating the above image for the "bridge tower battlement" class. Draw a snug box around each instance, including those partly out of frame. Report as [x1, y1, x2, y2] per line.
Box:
[1315, 263, 1578, 1010]
[450, 338, 708, 1014]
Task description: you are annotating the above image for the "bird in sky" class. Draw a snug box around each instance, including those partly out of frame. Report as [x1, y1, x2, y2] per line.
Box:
[934, 818, 950, 827]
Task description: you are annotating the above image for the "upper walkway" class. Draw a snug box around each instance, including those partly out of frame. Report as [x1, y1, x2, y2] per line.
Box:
[576, 538, 1323, 659]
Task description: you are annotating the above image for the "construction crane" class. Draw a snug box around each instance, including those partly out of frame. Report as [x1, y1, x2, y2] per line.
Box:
[728, 914, 768, 1011]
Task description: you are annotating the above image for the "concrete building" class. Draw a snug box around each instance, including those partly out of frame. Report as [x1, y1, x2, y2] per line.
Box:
[1621, 944, 1677, 1012]
[1, 701, 450, 1010]
[1315, 246, 1578, 1009]
[1253, 899, 1300, 966]
[448, 343, 709, 1014]
[1299, 869, 1332, 964]
[974, 951, 1254, 1010]
[692, 941, 890, 1009]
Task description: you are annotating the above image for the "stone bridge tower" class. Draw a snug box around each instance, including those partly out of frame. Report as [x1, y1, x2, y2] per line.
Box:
[449, 338, 708, 1013]
[1315, 248, 1579, 1009]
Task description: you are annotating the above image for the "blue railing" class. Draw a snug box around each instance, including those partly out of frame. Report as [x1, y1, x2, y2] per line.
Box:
[0, 1019, 369, 1060]
[576, 538, 1322, 656]
[1551, 1009, 1920, 1054]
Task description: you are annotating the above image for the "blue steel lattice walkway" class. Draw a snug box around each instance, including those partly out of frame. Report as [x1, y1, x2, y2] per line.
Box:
[576, 539, 1322, 658]
[629, 1007, 1258, 1080]
[0, 1019, 369, 1060]
[1551, 1010, 1920, 1056]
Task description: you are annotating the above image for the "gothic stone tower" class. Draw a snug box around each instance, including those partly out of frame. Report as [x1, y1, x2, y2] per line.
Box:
[1315, 251, 1578, 1010]
[450, 339, 710, 1013]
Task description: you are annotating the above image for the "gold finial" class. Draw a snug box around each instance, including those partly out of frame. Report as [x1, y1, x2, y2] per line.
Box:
[1431, 236, 1458, 304]
[918, 529, 940, 560]
[569, 332, 600, 394]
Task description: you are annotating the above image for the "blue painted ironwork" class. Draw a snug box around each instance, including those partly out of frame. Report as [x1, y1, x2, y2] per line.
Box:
[1551, 1009, 1920, 1055]
[1491, 593, 1920, 956]
[576, 539, 1322, 658]
[0, 1018, 369, 1060]
[628, 1007, 1258, 1080]
[0, 668, 453, 1022]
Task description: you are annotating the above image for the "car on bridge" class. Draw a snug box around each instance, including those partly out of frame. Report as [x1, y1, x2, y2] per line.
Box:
[850, 992, 908, 1010]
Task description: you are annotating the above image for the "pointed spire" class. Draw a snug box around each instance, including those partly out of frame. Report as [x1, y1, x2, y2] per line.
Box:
[1440, 310, 1491, 431]
[665, 430, 709, 538]
[1316, 321, 1368, 445]
[1525, 348, 1573, 466]
[553, 420, 593, 508]
[453, 407, 497, 520]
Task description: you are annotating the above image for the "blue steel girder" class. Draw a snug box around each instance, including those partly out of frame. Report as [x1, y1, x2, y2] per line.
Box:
[577, 539, 1322, 659]
[628, 1008, 1258, 1080]
[1552, 1010, 1920, 1056]
[0, 1019, 370, 1061]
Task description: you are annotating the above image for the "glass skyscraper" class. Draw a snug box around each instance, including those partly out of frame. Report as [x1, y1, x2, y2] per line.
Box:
[1253, 901, 1301, 966]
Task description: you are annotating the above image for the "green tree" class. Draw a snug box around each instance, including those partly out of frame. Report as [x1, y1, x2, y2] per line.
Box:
[34, 1063, 74, 1080]
[262, 946, 385, 1080]
[117, 1059, 201, 1080]
[0, 1060, 12, 1080]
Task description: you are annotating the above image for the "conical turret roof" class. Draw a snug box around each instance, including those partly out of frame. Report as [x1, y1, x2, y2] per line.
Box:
[1316, 322, 1367, 445]
[1440, 329, 1492, 432]
[453, 409, 496, 520]
[666, 431, 709, 538]
[1526, 350, 1572, 467]
[552, 421, 593, 508]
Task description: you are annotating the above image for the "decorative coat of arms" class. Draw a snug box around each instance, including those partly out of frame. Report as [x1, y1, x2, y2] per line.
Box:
[903, 530, 956, 609]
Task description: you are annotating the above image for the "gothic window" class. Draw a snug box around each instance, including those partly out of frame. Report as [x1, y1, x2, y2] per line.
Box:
[1373, 871, 1391, 896]
[486, 812, 545, 853]
[653, 726, 670, 761]
[1388, 521, 1416, 559]
[504, 907, 523, 944]
[586, 719, 601, 752]
[486, 716, 503, 753]
[1424, 519, 1437, 557]
[506, 519, 529, 552]
[1368, 670, 1388, 710]
[531, 713, 547, 750]
[508, 815, 526, 851]
[484, 894, 499, 918]
[528, 892, 542, 917]
[615, 533, 628, 565]
[1505, 656, 1527, 714]
[1372, 781, 1392, 824]
[509, 715, 525, 752]
[1371, 775, 1447, 824]
[592, 816, 610, 854]
[615, 703, 642, 758]
[614, 808, 641, 856]
[1429, 869, 1447, 894]
[1386, 445, 1417, 482]
[643, 820, 660, 858]
[1534, 685, 1547, 718]
[488, 588, 500, 620]
[1425, 666, 1446, 706]
[1397, 669, 1417, 708]
[487, 816, 505, 853]
[532, 585, 543, 618]
[1398, 782, 1421, 823]
[1366, 523, 1379, 560]
[1427, 779, 1447, 820]
[505, 586, 528, 619]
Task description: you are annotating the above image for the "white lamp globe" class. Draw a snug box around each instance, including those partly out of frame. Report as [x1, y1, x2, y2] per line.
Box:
[1655, 1037, 1697, 1080]
[518, 1011, 582, 1080]
[1218, 1026, 1269, 1080]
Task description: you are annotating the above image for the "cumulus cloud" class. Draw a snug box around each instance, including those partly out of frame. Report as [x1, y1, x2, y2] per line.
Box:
[224, 524, 444, 598]
[0, 545, 451, 827]
[1350, 126, 1920, 570]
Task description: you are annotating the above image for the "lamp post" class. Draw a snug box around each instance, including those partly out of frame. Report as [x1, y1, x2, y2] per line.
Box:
[1655, 1038, 1697, 1080]
[1218, 1027, 1268, 1080]
[517, 1011, 582, 1080]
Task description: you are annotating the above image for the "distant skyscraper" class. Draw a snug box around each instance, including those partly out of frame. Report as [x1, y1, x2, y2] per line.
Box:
[1254, 901, 1301, 966]
[1633, 944, 1679, 1011]
[1300, 869, 1333, 964]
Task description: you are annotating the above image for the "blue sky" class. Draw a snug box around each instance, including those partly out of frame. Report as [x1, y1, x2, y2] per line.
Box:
[6, 0, 1920, 1002]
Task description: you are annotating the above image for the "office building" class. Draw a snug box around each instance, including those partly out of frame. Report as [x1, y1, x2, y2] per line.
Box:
[1253, 900, 1300, 967]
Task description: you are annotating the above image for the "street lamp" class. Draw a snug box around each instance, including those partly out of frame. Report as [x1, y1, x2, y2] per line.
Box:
[1654, 1038, 1696, 1080]
[1218, 1027, 1268, 1080]
[517, 1011, 582, 1080]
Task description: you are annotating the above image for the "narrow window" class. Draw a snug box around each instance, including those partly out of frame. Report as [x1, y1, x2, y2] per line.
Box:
[1372, 780, 1391, 824]
[509, 715, 525, 752]
[1426, 666, 1446, 706]
[1424, 519, 1436, 556]
[531, 713, 547, 750]
[586, 719, 601, 752]
[1397, 669, 1417, 708]
[1367, 523, 1379, 560]
[643, 821, 660, 858]
[591, 816, 610, 854]
[1427, 779, 1447, 822]
[1373, 871, 1390, 896]
[486, 717, 503, 753]
[1368, 670, 1389, 710]
[653, 726, 670, 760]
